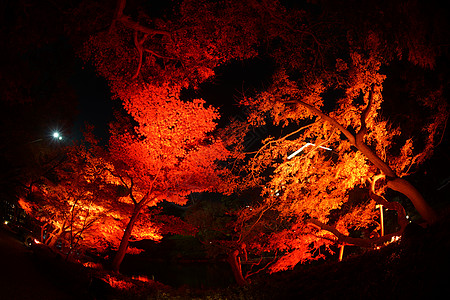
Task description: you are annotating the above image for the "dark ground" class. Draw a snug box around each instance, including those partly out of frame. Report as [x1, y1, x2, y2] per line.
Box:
[0, 226, 92, 299]
[1, 215, 450, 300]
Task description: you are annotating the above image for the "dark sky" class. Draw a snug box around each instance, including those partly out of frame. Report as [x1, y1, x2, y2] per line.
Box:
[70, 62, 112, 142]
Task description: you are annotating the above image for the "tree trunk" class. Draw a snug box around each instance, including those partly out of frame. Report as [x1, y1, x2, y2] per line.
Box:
[227, 250, 248, 286]
[46, 222, 65, 247]
[111, 206, 141, 272]
[357, 142, 437, 224]
[387, 178, 437, 224]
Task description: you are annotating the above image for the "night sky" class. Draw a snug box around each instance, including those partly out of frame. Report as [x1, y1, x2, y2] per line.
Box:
[70, 62, 112, 142]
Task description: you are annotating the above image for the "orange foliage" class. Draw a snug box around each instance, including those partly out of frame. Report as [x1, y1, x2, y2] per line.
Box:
[81, 0, 259, 270]
[18, 198, 33, 215]
[103, 274, 135, 290]
[233, 44, 447, 271]
[75, 0, 447, 276]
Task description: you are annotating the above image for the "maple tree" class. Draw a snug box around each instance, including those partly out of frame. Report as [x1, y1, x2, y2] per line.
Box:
[17, 143, 114, 256]
[80, 0, 265, 272]
[100, 84, 231, 271]
[8, 0, 447, 280]
[17, 136, 174, 261]
[79, 0, 448, 277]
[228, 1, 449, 273]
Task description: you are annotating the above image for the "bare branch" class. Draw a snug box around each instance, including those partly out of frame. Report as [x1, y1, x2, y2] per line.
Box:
[247, 122, 315, 157]
[132, 31, 148, 79]
[238, 204, 273, 243]
[245, 253, 278, 279]
[110, 0, 170, 37]
[118, 15, 171, 37]
[143, 48, 173, 60]
[437, 114, 448, 147]
[138, 164, 163, 207]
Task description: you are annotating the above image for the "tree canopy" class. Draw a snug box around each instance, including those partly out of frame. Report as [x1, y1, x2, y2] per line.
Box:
[4, 0, 448, 287]
[225, 0, 448, 273]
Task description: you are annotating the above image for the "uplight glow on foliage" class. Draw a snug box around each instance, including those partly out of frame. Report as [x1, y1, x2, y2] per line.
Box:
[14, 0, 447, 285]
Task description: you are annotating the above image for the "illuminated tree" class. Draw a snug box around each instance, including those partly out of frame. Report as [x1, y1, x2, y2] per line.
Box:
[81, 0, 261, 271]
[78, 0, 448, 275]
[100, 89, 230, 271]
[17, 143, 117, 257]
[233, 0, 449, 273]
[18, 136, 173, 260]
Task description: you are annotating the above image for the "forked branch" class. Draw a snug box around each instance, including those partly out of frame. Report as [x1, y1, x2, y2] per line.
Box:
[110, 0, 170, 37]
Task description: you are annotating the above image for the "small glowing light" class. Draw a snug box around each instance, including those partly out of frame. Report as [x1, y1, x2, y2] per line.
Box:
[390, 236, 401, 243]
[3, 220, 8, 225]
[34, 238, 41, 244]
[52, 131, 63, 140]
[406, 215, 409, 219]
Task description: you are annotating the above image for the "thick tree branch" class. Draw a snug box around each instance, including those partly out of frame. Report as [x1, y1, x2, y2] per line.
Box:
[356, 142, 396, 178]
[289, 88, 397, 177]
[118, 15, 170, 36]
[351, 86, 398, 177]
[299, 100, 356, 144]
[128, 177, 137, 205]
[307, 219, 402, 248]
[370, 174, 409, 231]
